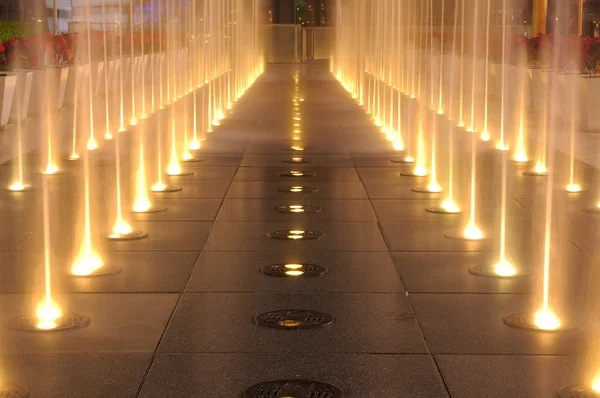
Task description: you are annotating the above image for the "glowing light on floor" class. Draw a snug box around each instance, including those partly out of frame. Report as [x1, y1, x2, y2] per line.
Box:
[42, 162, 58, 175]
[86, 137, 98, 151]
[133, 131, 152, 212]
[513, 117, 528, 162]
[591, 372, 600, 393]
[566, 183, 581, 193]
[533, 307, 561, 331]
[9, 182, 25, 191]
[493, 259, 517, 277]
[534, 162, 547, 174]
[463, 223, 484, 240]
[109, 219, 133, 238]
[441, 198, 461, 213]
[35, 298, 62, 330]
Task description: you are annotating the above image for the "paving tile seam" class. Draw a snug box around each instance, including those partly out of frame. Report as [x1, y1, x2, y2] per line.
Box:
[353, 149, 453, 396]
[134, 164, 240, 397]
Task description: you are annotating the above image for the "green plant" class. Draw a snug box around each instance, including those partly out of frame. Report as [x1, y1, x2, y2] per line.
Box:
[0, 21, 47, 43]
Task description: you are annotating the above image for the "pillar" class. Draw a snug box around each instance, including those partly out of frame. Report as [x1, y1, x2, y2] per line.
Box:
[532, 0, 548, 36]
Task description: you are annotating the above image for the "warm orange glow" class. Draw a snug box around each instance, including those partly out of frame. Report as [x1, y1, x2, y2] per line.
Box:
[71, 251, 104, 276]
[493, 259, 517, 277]
[441, 198, 461, 213]
[35, 298, 62, 330]
[42, 162, 58, 175]
[463, 223, 484, 240]
[110, 219, 133, 238]
[533, 307, 561, 330]
[591, 372, 600, 392]
[566, 183, 581, 193]
[9, 182, 25, 191]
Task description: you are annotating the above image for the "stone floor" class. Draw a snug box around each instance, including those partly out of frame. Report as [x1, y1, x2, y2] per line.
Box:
[0, 63, 599, 397]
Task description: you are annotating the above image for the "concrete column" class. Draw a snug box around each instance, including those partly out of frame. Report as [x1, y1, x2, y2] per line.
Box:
[532, 0, 548, 35]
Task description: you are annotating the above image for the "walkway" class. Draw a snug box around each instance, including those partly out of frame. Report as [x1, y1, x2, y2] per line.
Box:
[0, 63, 595, 397]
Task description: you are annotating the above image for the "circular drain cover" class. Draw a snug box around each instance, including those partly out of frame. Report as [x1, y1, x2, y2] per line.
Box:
[558, 384, 599, 398]
[243, 379, 344, 398]
[275, 186, 319, 193]
[262, 263, 328, 277]
[7, 313, 91, 332]
[152, 185, 182, 193]
[267, 230, 324, 240]
[70, 264, 123, 277]
[271, 205, 322, 214]
[281, 157, 313, 164]
[503, 312, 571, 332]
[107, 230, 149, 241]
[278, 171, 315, 177]
[254, 310, 334, 330]
[0, 383, 29, 398]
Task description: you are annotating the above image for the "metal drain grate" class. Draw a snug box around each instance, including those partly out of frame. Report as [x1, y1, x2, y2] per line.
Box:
[262, 263, 328, 277]
[7, 313, 91, 332]
[557, 384, 596, 398]
[275, 186, 319, 193]
[503, 312, 570, 332]
[254, 310, 334, 330]
[132, 206, 168, 214]
[271, 205, 322, 214]
[243, 379, 344, 398]
[152, 185, 182, 193]
[277, 171, 316, 177]
[107, 230, 149, 241]
[281, 157, 313, 164]
[267, 230, 324, 240]
[0, 383, 28, 398]
[71, 264, 123, 277]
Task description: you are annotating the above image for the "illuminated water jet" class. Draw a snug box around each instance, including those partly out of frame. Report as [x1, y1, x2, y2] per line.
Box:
[84, 0, 97, 151]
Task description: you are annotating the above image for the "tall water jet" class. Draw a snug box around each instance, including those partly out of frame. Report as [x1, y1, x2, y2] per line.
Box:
[129, 0, 138, 126]
[466, 0, 479, 133]
[457, 0, 465, 127]
[189, 0, 201, 151]
[133, 119, 167, 213]
[504, 9, 564, 331]
[393, 0, 404, 151]
[108, 132, 148, 240]
[495, 0, 509, 150]
[140, 0, 147, 120]
[428, 0, 461, 214]
[524, 97, 548, 176]
[9, 71, 28, 191]
[469, 149, 524, 278]
[71, 149, 119, 276]
[566, 68, 581, 193]
[85, 0, 98, 150]
[150, 0, 156, 114]
[42, 72, 59, 175]
[101, 0, 112, 140]
[512, 99, 529, 163]
[436, 0, 445, 115]
[118, 0, 126, 133]
[413, 0, 441, 192]
[480, 0, 491, 141]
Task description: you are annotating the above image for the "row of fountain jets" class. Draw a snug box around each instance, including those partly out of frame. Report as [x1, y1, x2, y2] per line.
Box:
[335, 0, 599, 395]
[2, 0, 263, 354]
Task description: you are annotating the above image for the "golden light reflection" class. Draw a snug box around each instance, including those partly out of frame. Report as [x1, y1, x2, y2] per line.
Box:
[533, 307, 561, 330]
[493, 259, 517, 277]
[9, 182, 25, 191]
[566, 183, 582, 193]
[591, 372, 600, 392]
[35, 298, 62, 330]
[463, 223, 484, 240]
